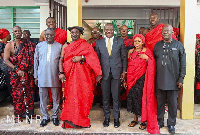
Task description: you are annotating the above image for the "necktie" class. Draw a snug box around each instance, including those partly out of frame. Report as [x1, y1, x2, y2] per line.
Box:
[107, 38, 111, 55]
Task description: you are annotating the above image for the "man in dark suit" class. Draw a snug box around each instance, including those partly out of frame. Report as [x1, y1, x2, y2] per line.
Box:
[95, 23, 127, 128]
[154, 24, 186, 134]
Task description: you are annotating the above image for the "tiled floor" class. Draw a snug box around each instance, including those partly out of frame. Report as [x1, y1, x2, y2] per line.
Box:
[1, 100, 200, 134]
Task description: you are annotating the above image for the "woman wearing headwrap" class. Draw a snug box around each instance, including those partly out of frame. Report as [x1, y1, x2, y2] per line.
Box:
[0, 28, 11, 101]
[124, 34, 160, 134]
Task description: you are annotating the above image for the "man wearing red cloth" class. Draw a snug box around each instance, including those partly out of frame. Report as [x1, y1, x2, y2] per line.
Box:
[59, 26, 102, 128]
[40, 17, 67, 45]
[120, 25, 133, 51]
[40, 17, 67, 110]
[87, 27, 103, 49]
[87, 27, 103, 106]
[145, 13, 177, 52]
[4, 26, 36, 122]
[119, 25, 133, 107]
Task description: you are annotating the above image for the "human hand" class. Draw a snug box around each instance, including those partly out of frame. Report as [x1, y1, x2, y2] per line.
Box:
[177, 82, 183, 89]
[28, 68, 33, 75]
[59, 74, 66, 82]
[123, 81, 127, 89]
[17, 70, 24, 77]
[34, 78, 38, 86]
[139, 54, 148, 61]
[120, 72, 126, 82]
[72, 56, 82, 63]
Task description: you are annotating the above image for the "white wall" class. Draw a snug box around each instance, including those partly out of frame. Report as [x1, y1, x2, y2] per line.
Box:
[0, 0, 36, 6]
[39, 5, 49, 34]
[82, 0, 180, 7]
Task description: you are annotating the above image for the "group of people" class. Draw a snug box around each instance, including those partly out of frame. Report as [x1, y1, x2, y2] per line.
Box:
[0, 12, 187, 134]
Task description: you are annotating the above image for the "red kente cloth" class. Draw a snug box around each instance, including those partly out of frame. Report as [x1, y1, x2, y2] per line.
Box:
[54, 28, 67, 45]
[88, 37, 103, 47]
[60, 38, 102, 128]
[126, 48, 160, 134]
[124, 36, 133, 47]
[145, 24, 177, 52]
[9, 39, 35, 116]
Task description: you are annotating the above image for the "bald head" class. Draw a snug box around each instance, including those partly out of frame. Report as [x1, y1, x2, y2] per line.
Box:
[91, 27, 100, 39]
[162, 24, 173, 42]
[120, 25, 128, 39]
[13, 26, 22, 39]
[149, 13, 159, 27]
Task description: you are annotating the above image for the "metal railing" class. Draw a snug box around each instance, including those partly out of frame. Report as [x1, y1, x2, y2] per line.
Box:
[152, 8, 180, 28]
[49, 0, 67, 30]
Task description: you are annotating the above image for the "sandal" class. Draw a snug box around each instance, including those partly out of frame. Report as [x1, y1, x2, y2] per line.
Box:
[14, 117, 23, 123]
[47, 103, 53, 110]
[139, 123, 147, 130]
[128, 121, 138, 127]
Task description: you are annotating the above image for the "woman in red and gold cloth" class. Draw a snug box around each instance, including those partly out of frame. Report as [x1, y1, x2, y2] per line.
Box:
[124, 34, 160, 134]
[59, 26, 102, 128]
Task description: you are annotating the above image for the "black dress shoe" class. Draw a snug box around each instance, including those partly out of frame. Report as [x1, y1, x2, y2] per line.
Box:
[40, 119, 50, 127]
[159, 124, 164, 129]
[103, 118, 110, 127]
[52, 118, 59, 126]
[168, 125, 175, 134]
[114, 119, 120, 128]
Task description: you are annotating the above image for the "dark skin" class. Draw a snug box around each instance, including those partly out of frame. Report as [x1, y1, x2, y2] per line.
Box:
[23, 30, 31, 39]
[139, 27, 145, 35]
[104, 23, 126, 82]
[40, 18, 57, 41]
[125, 37, 147, 128]
[4, 26, 25, 77]
[162, 24, 183, 89]
[87, 27, 101, 44]
[120, 25, 128, 39]
[143, 13, 159, 36]
[58, 28, 84, 82]
[35, 29, 55, 85]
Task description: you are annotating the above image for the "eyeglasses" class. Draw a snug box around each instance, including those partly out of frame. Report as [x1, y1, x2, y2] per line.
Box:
[92, 31, 100, 34]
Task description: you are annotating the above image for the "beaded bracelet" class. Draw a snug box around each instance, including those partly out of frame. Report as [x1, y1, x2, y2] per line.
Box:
[13, 66, 18, 72]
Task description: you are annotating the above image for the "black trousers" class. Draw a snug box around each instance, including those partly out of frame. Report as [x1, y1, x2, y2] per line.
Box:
[156, 89, 179, 126]
[101, 72, 121, 120]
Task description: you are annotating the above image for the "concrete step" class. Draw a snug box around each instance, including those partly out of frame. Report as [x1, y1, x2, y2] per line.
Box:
[0, 100, 182, 119]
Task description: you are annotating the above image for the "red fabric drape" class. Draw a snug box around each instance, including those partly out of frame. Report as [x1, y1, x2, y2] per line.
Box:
[9, 39, 35, 116]
[126, 48, 160, 134]
[145, 24, 177, 52]
[54, 28, 67, 45]
[88, 37, 103, 47]
[60, 38, 102, 128]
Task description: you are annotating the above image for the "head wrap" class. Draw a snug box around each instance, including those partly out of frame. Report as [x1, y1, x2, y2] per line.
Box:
[197, 34, 200, 40]
[0, 28, 10, 39]
[68, 26, 84, 35]
[133, 34, 145, 44]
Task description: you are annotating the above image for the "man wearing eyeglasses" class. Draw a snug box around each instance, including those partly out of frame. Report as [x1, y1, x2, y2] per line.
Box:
[34, 28, 62, 127]
[87, 27, 103, 50]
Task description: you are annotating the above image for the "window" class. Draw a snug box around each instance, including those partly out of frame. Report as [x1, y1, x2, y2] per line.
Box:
[0, 7, 40, 39]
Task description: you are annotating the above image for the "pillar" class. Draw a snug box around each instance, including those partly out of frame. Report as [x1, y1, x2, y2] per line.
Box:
[67, 0, 82, 42]
[180, 0, 196, 119]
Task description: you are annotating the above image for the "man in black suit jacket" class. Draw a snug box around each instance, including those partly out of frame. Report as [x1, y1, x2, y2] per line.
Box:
[95, 23, 127, 128]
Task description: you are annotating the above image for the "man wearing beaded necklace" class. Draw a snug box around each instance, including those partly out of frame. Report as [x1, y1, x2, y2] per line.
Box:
[153, 24, 186, 134]
[4, 26, 36, 122]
